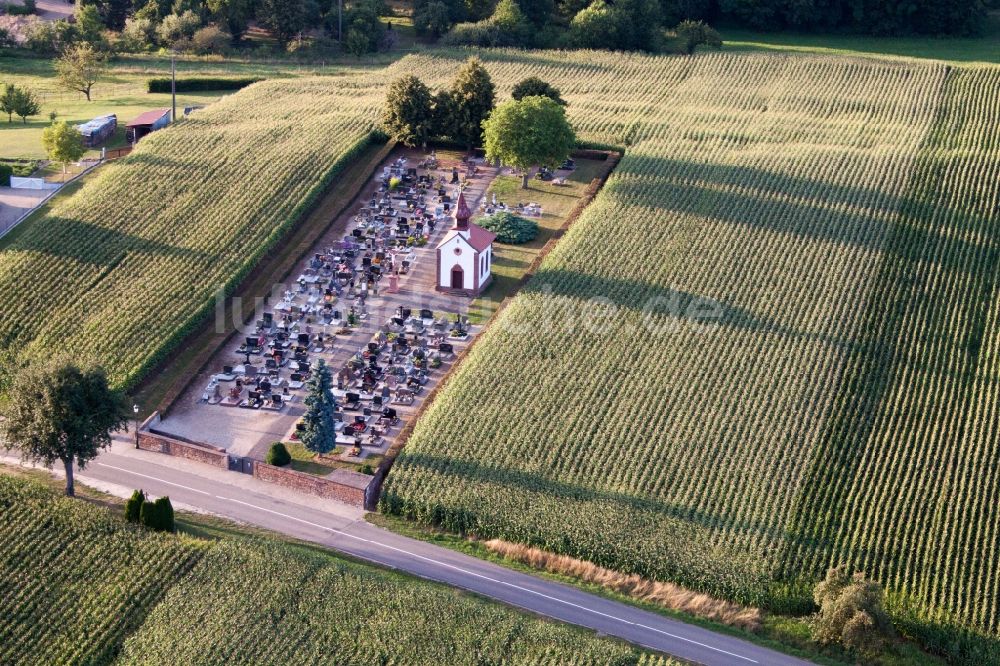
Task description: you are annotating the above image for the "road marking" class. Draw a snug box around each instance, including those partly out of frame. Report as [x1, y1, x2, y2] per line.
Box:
[99, 464, 760, 664]
[215, 496, 758, 663]
[94, 463, 213, 496]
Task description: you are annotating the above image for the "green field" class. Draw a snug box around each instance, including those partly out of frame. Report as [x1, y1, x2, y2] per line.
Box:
[0, 69, 387, 389]
[375, 51, 1000, 663]
[719, 15, 1000, 64]
[2, 46, 999, 662]
[0, 53, 387, 159]
[0, 473, 679, 665]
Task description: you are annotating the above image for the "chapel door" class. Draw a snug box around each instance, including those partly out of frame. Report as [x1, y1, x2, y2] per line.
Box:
[451, 266, 464, 289]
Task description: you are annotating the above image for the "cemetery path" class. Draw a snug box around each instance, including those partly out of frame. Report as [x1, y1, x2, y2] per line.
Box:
[4, 441, 815, 666]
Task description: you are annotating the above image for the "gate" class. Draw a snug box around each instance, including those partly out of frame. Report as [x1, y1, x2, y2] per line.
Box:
[228, 456, 254, 475]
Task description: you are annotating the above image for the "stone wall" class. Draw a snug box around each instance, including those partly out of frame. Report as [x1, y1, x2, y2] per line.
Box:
[253, 462, 370, 507]
[136, 417, 228, 469]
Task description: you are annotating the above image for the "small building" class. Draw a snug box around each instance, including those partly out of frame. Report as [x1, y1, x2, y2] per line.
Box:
[75, 114, 117, 147]
[436, 192, 495, 295]
[126, 109, 170, 144]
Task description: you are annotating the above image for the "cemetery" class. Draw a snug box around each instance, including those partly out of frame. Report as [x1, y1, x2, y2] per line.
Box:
[149, 148, 501, 476]
[140, 141, 603, 500]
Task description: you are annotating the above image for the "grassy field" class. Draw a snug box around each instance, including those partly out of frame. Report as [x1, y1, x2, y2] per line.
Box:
[0, 472, 681, 665]
[467, 157, 608, 322]
[374, 51, 1000, 664]
[718, 13, 1000, 64]
[0, 53, 386, 159]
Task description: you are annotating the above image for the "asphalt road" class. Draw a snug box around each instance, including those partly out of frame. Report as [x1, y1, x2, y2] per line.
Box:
[69, 450, 812, 666]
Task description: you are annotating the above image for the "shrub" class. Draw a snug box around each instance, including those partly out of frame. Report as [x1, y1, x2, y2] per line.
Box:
[125, 489, 145, 523]
[190, 25, 231, 54]
[266, 442, 291, 466]
[139, 499, 157, 529]
[0, 164, 11, 187]
[156, 10, 200, 47]
[154, 496, 174, 533]
[813, 566, 893, 660]
[359, 463, 374, 475]
[442, 0, 530, 47]
[674, 19, 722, 55]
[119, 16, 155, 53]
[147, 77, 262, 93]
[414, 0, 452, 37]
[479, 211, 538, 244]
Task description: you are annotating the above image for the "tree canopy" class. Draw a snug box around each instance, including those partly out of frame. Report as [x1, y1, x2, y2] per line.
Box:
[55, 42, 107, 101]
[483, 95, 575, 188]
[382, 75, 434, 148]
[300, 359, 337, 455]
[2, 360, 128, 496]
[448, 57, 495, 150]
[42, 121, 86, 174]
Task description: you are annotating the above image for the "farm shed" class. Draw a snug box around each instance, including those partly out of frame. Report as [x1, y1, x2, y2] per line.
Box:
[126, 109, 170, 144]
[75, 114, 117, 147]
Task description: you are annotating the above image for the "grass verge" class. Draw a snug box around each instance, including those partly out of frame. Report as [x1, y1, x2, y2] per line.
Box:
[367, 513, 943, 666]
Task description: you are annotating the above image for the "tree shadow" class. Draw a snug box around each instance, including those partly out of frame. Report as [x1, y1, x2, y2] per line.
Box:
[524, 267, 859, 352]
[394, 450, 787, 542]
[13, 217, 209, 266]
[606, 154, 996, 275]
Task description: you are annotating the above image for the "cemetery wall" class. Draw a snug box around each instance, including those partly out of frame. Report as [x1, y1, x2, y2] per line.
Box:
[253, 462, 369, 506]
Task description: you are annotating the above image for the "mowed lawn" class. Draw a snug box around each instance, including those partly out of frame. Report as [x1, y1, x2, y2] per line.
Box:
[0, 53, 372, 158]
[719, 13, 1000, 64]
[468, 157, 607, 323]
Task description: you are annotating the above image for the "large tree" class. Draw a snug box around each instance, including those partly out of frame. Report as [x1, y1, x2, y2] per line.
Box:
[256, 0, 307, 45]
[448, 57, 495, 151]
[381, 75, 434, 148]
[300, 359, 337, 455]
[55, 43, 107, 101]
[2, 360, 128, 496]
[207, 0, 257, 41]
[483, 95, 575, 189]
[42, 121, 86, 174]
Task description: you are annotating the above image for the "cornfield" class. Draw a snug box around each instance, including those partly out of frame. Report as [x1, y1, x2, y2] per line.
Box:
[0, 74, 387, 389]
[0, 475, 659, 664]
[379, 52, 1000, 661]
[0, 476, 203, 665]
[1, 47, 998, 660]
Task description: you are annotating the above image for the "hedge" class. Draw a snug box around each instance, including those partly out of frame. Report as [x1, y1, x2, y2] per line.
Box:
[147, 78, 263, 94]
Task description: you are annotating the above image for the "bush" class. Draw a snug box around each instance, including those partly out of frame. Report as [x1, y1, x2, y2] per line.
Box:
[190, 25, 231, 54]
[813, 566, 893, 660]
[479, 211, 538, 244]
[674, 20, 722, 55]
[414, 0, 452, 37]
[359, 463, 374, 475]
[0, 164, 11, 187]
[154, 496, 174, 533]
[147, 77, 262, 93]
[156, 10, 200, 47]
[125, 489, 145, 523]
[119, 16, 155, 53]
[442, 0, 531, 47]
[266, 442, 291, 466]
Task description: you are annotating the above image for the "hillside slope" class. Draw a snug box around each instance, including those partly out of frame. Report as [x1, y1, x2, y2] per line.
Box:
[379, 53, 1000, 662]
